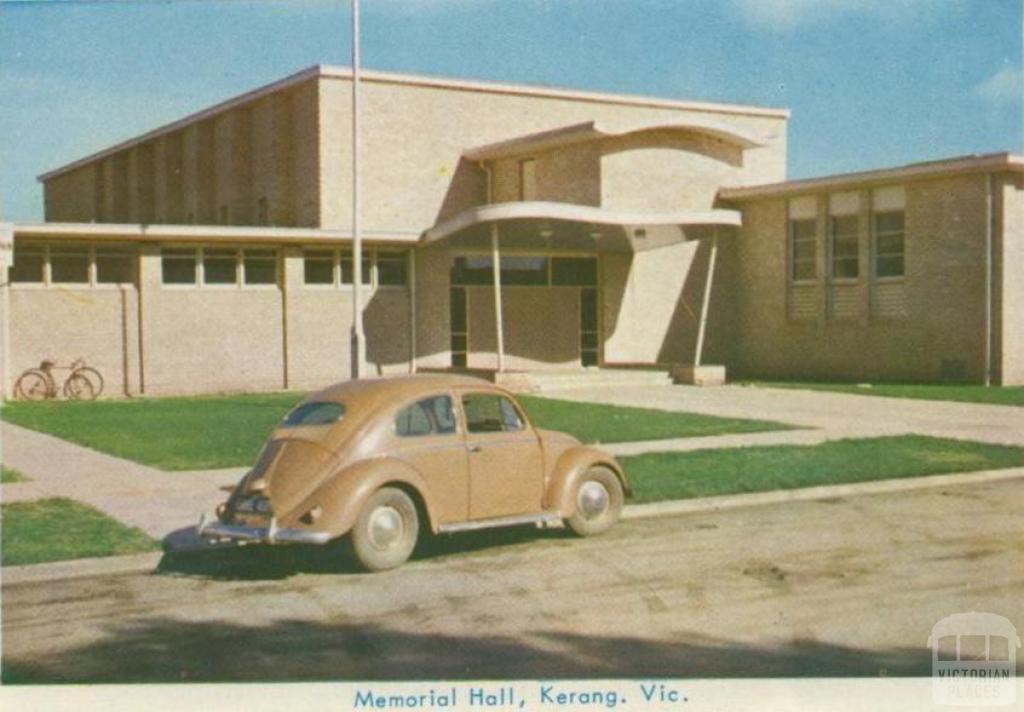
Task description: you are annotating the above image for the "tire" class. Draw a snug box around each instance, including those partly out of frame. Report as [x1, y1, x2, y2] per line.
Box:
[15, 370, 52, 401]
[350, 487, 420, 572]
[566, 466, 624, 537]
[64, 367, 104, 400]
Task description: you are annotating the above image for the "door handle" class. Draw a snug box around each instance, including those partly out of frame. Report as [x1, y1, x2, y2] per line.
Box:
[466, 444, 482, 453]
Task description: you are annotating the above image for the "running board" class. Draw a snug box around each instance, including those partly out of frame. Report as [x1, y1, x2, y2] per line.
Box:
[438, 511, 562, 534]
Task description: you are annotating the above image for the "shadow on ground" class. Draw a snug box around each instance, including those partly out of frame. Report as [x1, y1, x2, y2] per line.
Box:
[2, 614, 939, 683]
[156, 525, 576, 581]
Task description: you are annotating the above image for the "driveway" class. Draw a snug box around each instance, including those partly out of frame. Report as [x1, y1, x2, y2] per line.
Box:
[544, 384, 1024, 446]
[3, 477, 1021, 682]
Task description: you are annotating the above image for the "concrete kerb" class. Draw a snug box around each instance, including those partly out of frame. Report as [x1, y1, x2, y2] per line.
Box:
[5, 465, 1022, 586]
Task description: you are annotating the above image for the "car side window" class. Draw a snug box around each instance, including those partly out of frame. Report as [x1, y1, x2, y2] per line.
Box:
[462, 393, 525, 434]
[395, 395, 457, 437]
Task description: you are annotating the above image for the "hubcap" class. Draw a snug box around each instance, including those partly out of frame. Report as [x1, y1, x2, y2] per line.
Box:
[368, 506, 405, 550]
[577, 481, 610, 520]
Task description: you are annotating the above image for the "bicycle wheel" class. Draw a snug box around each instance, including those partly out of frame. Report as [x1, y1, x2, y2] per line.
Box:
[64, 367, 104, 400]
[15, 370, 52, 401]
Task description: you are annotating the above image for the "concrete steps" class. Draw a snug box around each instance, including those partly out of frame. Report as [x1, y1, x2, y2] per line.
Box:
[525, 368, 674, 392]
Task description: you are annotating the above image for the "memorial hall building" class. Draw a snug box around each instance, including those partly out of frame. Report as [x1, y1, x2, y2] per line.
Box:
[1, 64, 1021, 397]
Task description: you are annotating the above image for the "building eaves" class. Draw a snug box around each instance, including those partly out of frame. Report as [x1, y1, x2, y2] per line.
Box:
[718, 152, 1024, 201]
[12, 222, 420, 245]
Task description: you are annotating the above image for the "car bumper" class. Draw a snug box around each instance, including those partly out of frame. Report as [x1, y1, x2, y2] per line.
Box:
[197, 514, 331, 545]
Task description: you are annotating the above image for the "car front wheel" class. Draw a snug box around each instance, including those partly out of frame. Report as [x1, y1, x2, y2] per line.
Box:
[566, 466, 624, 537]
[350, 487, 420, 572]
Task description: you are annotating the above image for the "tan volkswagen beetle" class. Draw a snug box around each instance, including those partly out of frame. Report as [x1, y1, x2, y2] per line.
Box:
[199, 374, 629, 571]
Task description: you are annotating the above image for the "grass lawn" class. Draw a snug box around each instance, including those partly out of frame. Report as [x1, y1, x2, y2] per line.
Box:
[2, 393, 302, 471]
[1, 466, 28, 483]
[1, 392, 789, 471]
[2, 498, 158, 566]
[517, 395, 787, 444]
[746, 381, 1024, 407]
[621, 435, 1024, 503]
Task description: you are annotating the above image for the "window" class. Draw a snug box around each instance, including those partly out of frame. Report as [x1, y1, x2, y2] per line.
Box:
[340, 251, 371, 285]
[462, 393, 524, 433]
[830, 215, 859, 279]
[789, 219, 816, 282]
[552, 257, 597, 286]
[161, 248, 197, 284]
[395, 395, 456, 437]
[304, 250, 335, 285]
[451, 255, 597, 287]
[500, 255, 548, 285]
[9, 243, 45, 283]
[243, 249, 277, 285]
[519, 159, 537, 201]
[203, 248, 238, 284]
[49, 245, 89, 283]
[376, 252, 408, 286]
[281, 402, 345, 427]
[95, 247, 135, 284]
[874, 211, 905, 278]
[451, 256, 493, 286]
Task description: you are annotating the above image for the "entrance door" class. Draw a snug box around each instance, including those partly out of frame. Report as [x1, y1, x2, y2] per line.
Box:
[450, 287, 467, 367]
[460, 391, 543, 520]
[580, 287, 599, 366]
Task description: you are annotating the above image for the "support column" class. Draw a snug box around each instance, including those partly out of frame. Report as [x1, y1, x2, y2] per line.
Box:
[491, 223, 505, 372]
[408, 249, 417, 374]
[693, 229, 719, 367]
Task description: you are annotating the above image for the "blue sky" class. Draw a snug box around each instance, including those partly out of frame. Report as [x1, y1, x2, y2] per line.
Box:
[0, 0, 1020, 221]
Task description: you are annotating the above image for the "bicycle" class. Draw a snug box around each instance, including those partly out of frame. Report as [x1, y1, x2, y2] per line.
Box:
[14, 358, 105, 401]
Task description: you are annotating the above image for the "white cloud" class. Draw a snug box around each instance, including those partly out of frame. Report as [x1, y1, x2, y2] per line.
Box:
[974, 65, 1023, 106]
[729, 0, 961, 33]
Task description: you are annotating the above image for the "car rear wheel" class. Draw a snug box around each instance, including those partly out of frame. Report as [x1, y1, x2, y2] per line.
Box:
[350, 487, 419, 572]
[566, 466, 623, 537]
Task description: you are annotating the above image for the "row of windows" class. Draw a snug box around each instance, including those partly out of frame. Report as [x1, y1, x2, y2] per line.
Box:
[161, 247, 409, 287]
[394, 393, 524, 438]
[10, 243, 135, 285]
[788, 211, 905, 283]
[302, 249, 407, 287]
[162, 247, 278, 286]
[450, 255, 597, 287]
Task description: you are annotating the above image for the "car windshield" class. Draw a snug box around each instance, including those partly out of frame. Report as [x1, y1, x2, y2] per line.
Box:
[281, 401, 345, 427]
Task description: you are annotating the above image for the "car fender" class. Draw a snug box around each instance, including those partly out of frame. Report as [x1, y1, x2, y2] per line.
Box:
[281, 457, 439, 539]
[544, 445, 630, 517]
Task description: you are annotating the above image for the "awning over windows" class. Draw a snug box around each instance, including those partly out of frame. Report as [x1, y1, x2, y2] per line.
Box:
[463, 119, 768, 162]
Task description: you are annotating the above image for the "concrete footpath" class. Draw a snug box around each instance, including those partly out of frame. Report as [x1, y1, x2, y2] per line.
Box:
[548, 383, 1024, 446]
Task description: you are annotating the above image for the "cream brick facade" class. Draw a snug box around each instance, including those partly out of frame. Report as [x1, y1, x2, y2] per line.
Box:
[2, 67, 1019, 398]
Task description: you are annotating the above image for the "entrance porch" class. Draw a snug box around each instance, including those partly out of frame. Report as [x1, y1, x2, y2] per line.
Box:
[417, 201, 738, 384]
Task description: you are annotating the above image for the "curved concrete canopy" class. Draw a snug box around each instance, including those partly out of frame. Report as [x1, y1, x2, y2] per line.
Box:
[422, 201, 741, 245]
[463, 119, 767, 162]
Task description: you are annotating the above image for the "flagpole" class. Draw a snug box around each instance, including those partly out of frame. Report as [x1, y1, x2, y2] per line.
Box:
[350, 0, 366, 379]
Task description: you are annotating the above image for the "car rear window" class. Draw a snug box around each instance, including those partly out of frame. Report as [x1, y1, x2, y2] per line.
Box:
[281, 402, 345, 427]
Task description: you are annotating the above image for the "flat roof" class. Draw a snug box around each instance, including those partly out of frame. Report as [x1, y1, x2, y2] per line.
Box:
[719, 152, 1024, 201]
[11, 222, 420, 246]
[423, 201, 741, 246]
[39, 64, 789, 182]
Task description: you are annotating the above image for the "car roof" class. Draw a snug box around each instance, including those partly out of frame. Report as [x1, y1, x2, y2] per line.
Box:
[309, 374, 504, 409]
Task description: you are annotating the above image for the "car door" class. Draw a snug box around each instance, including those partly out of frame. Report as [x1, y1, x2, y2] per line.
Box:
[459, 390, 543, 520]
[390, 392, 469, 525]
